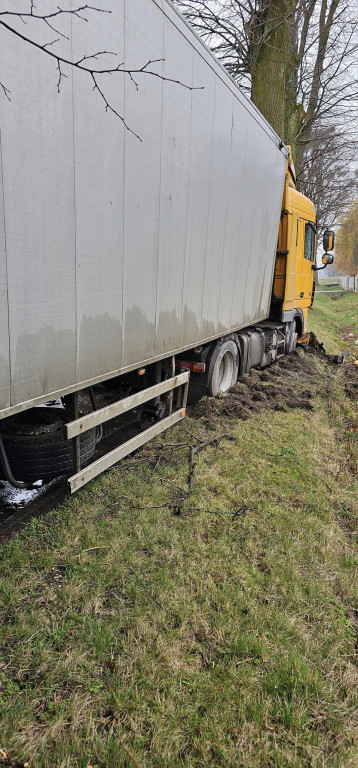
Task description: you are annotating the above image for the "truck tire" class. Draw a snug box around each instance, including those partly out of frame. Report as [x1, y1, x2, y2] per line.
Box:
[207, 340, 239, 397]
[286, 320, 297, 354]
[0, 408, 96, 484]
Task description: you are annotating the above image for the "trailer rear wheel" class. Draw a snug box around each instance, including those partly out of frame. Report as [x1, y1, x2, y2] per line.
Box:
[0, 408, 96, 484]
[208, 340, 239, 397]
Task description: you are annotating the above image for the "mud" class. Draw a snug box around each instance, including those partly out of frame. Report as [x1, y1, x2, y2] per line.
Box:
[191, 348, 318, 427]
[308, 332, 348, 364]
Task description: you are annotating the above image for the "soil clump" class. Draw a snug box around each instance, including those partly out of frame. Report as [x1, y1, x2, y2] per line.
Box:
[191, 348, 318, 428]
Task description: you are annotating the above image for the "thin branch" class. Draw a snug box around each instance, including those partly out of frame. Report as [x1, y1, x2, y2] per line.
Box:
[0, 81, 10, 100]
[0, 9, 203, 140]
[56, 58, 68, 92]
[75, 50, 117, 65]
[43, 37, 60, 49]
[0, 5, 110, 21]
[188, 433, 235, 492]
[91, 73, 142, 141]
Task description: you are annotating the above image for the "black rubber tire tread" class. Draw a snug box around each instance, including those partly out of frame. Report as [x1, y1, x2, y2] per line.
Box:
[0, 428, 96, 484]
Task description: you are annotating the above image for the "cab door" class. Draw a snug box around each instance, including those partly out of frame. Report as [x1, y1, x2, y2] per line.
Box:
[295, 217, 315, 307]
[301, 220, 316, 305]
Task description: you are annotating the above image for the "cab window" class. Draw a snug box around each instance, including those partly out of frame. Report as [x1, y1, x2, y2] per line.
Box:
[304, 223, 316, 262]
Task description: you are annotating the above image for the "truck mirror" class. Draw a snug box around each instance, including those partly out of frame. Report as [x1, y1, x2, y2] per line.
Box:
[323, 230, 335, 251]
[322, 253, 334, 265]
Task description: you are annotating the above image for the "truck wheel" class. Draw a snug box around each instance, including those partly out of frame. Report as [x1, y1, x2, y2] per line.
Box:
[207, 340, 239, 397]
[0, 408, 96, 484]
[286, 320, 297, 354]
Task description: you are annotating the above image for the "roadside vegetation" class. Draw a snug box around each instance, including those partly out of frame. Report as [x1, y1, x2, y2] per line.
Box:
[0, 293, 357, 768]
[310, 288, 358, 356]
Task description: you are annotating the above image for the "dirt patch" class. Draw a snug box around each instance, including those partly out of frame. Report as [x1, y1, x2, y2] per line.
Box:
[307, 332, 348, 364]
[341, 326, 356, 342]
[191, 348, 319, 426]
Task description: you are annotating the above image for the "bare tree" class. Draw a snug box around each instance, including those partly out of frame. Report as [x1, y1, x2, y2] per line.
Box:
[0, 2, 202, 141]
[297, 124, 358, 236]
[335, 197, 358, 274]
[176, 0, 358, 226]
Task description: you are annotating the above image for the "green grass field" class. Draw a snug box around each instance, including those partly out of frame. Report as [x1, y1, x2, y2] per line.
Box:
[0, 294, 357, 768]
[309, 289, 358, 356]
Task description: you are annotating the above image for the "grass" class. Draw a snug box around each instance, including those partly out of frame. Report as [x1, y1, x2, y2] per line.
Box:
[308, 289, 358, 356]
[0, 295, 357, 768]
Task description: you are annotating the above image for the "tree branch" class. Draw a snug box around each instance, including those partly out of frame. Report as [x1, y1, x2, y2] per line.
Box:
[0, 6, 203, 140]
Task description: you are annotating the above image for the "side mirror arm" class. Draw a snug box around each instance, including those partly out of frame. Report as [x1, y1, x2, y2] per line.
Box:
[312, 263, 328, 271]
[312, 251, 334, 270]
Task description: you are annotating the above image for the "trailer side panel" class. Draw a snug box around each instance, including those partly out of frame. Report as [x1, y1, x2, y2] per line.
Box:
[0, 0, 287, 417]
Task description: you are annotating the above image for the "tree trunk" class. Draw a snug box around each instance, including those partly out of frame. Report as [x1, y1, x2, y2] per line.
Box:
[250, 0, 298, 141]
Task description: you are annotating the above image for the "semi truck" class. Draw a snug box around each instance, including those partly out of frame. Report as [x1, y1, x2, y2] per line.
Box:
[0, 0, 334, 493]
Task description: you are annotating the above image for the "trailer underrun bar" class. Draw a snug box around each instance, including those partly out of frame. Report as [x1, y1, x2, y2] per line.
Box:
[66, 371, 190, 493]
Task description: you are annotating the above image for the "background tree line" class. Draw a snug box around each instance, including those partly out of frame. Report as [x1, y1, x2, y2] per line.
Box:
[175, 0, 358, 237]
[335, 198, 358, 274]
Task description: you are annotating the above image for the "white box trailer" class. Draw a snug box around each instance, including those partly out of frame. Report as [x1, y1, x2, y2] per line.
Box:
[0, 0, 289, 491]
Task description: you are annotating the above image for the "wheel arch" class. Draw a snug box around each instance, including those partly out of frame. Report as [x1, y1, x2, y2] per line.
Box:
[293, 312, 303, 338]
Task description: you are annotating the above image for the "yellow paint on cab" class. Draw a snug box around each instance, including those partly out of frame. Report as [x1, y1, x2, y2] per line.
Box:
[273, 150, 316, 333]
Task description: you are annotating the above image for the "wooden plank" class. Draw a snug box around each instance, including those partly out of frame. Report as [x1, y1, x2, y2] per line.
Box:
[68, 407, 186, 493]
[65, 371, 189, 439]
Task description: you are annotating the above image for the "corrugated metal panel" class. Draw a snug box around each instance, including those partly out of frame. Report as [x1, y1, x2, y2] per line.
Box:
[122, 0, 164, 367]
[155, 15, 193, 355]
[0, 8, 77, 408]
[182, 60, 217, 347]
[0, 0, 287, 418]
[71, 2, 125, 383]
[0, 127, 10, 409]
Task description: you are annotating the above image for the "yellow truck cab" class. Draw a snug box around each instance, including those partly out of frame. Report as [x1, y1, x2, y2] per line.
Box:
[273, 149, 317, 339]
